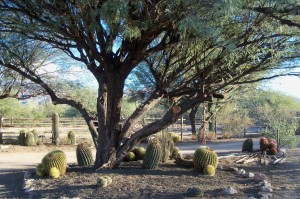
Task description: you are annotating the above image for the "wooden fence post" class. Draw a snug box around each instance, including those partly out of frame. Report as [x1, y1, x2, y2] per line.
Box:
[180, 117, 183, 141]
[0, 115, 3, 129]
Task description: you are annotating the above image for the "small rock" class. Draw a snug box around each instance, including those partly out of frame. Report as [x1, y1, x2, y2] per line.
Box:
[137, 160, 143, 165]
[22, 179, 34, 189]
[253, 173, 267, 182]
[258, 191, 272, 198]
[261, 180, 272, 187]
[238, 169, 246, 174]
[248, 172, 254, 178]
[223, 186, 237, 195]
[227, 167, 239, 172]
[24, 186, 34, 193]
[260, 186, 273, 192]
[248, 196, 257, 199]
[217, 164, 224, 170]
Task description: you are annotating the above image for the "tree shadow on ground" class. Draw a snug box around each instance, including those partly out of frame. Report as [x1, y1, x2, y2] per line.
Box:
[0, 169, 29, 198]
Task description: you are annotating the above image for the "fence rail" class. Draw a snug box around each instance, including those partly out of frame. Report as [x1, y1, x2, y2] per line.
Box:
[1, 117, 87, 128]
[0, 116, 187, 131]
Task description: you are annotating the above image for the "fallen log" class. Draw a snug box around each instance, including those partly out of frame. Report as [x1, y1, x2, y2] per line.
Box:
[174, 157, 194, 168]
[236, 153, 259, 164]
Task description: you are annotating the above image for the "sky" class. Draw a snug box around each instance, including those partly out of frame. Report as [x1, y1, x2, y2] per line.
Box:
[44, 60, 300, 99]
[266, 75, 300, 99]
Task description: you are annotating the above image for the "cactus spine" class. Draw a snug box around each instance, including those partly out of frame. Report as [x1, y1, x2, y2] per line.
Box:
[76, 143, 94, 166]
[67, 131, 76, 145]
[143, 139, 162, 169]
[52, 112, 59, 145]
[193, 147, 218, 172]
[42, 150, 67, 175]
[25, 132, 35, 146]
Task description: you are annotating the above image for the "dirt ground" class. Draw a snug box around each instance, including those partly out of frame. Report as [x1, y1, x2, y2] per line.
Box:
[0, 141, 300, 199]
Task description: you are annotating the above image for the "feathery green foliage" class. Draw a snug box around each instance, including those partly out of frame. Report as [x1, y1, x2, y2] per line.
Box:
[2, 0, 300, 169]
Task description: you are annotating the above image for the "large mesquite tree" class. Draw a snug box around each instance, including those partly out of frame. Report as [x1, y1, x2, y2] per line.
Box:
[1, 0, 300, 169]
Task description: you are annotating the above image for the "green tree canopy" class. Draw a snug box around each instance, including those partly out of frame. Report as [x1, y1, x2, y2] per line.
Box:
[1, 0, 300, 169]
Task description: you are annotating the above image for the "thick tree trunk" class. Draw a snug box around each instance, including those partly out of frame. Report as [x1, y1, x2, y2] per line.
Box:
[94, 72, 125, 169]
[189, 105, 199, 135]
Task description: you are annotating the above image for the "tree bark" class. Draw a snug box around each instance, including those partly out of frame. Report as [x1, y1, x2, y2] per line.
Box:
[94, 71, 125, 168]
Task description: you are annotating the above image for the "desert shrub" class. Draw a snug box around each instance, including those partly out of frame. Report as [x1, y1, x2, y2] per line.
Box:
[206, 131, 216, 141]
[222, 132, 233, 139]
[262, 114, 299, 148]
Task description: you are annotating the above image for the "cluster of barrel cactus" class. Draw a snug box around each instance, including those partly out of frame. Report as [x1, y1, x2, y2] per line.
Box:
[125, 146, 146, 161]
[96, 176, 112, 187]
[76, 142, 94, 166]
[36, 150, 67, 179]
[18, 130, 39, 146]
[193, 147, 218, 173]
[242, 138, 253, 152]
[260, 137, 278, 155]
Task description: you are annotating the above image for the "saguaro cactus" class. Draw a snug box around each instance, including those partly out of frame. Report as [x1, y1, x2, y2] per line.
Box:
[52, 112, 59, 145]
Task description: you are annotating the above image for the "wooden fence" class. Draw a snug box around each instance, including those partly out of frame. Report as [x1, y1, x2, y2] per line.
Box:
[1, 117, 87, 128]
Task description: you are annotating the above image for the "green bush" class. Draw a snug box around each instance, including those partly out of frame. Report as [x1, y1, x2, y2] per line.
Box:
[262, 115, 299, 148]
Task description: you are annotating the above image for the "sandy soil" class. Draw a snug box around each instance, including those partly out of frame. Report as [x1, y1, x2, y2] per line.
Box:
[0, 141, 299, 199]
